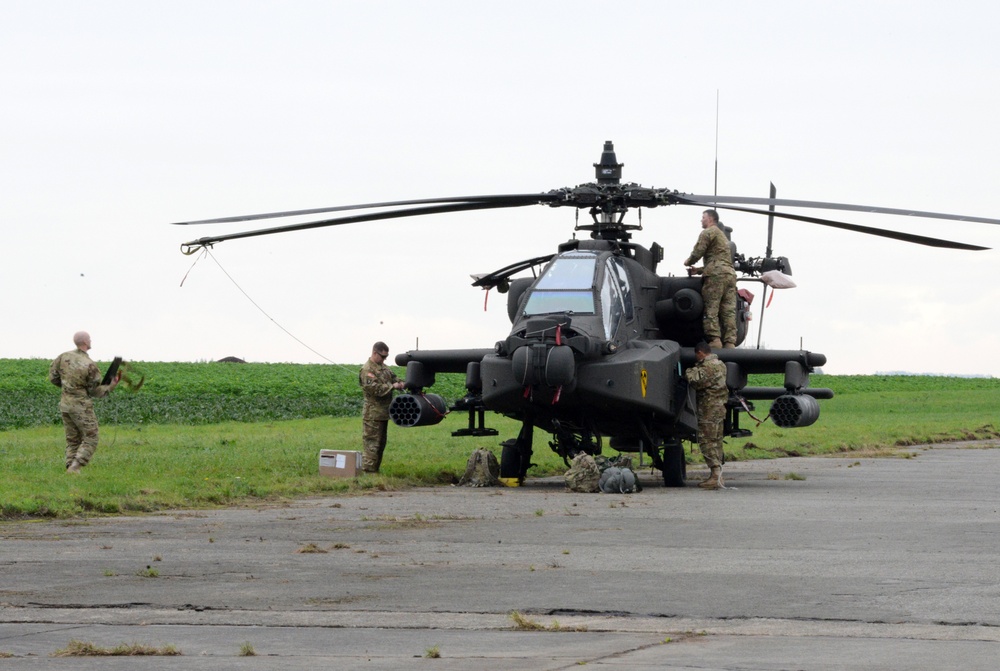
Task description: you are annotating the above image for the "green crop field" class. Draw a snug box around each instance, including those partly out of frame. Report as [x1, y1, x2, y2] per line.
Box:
[0, 358, 470, 430]
[1, 359, 997, 519]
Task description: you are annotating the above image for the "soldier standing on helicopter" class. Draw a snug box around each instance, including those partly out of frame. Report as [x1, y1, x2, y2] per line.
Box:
[684, 341, 728, 489]
[359, 341, 404, 473]
[685, 209, 737, 349]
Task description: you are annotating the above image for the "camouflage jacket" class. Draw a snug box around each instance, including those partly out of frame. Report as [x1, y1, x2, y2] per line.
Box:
[684, 353, 729, 415]
[48, 349, 113, 412]
[684, 225, 736, 278]
[359, 358, 400, 421]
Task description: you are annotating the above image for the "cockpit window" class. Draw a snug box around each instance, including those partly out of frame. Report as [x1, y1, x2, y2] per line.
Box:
[609, 258, 633, 320]
[601, 258, 633, 339]
[523, 290, 595, 315]
[523, 254, 597, 316]
[532, 255, 596, 290]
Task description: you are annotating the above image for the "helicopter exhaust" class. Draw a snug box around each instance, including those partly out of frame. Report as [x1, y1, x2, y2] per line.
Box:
[389, 393, 448, 427]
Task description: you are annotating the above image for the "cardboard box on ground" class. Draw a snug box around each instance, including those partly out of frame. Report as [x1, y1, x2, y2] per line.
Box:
[319, 450, 363, 478]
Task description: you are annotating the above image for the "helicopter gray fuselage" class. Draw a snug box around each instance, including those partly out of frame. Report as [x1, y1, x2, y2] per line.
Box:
[479, 244, 695, 440]
[479, 339, 694, 442]
[393, 239, 830, 449]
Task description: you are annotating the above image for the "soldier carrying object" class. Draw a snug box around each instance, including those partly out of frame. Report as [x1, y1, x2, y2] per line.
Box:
[684, 341, 729, 489]
[48, 331, 121, 473]
[359, 341, 404, 474]
[684, 209, 737, 349]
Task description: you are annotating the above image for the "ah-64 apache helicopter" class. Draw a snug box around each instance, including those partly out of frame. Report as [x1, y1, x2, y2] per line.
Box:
[177, 142, 998, 487]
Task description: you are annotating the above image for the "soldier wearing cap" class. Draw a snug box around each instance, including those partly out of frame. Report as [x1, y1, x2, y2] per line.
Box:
[684, 340, 729, 489]
[359, 341, 404, 473]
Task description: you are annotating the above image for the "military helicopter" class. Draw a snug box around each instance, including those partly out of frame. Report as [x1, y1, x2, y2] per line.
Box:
[176, 142, 998, 487]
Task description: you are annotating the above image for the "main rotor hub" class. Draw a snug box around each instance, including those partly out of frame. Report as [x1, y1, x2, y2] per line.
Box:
[594, 140, 623, 185]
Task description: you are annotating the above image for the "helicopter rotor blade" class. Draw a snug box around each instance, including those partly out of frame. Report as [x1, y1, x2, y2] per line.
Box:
[172, 194, 558, 226]
[471, 254, 556, 289]
[180, 198, 547, 254]
[674, 196, 990, 251]
[685, 194, 1000, 226]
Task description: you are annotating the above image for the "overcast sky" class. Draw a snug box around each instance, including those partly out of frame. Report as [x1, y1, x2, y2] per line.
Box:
[3, 0, 999, 376]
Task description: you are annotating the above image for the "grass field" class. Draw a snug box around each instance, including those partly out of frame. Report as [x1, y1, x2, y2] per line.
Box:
[1, 359, 997, 519]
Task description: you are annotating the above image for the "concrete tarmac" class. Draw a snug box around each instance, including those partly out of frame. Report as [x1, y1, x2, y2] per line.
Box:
[2, 441, 1000, 669]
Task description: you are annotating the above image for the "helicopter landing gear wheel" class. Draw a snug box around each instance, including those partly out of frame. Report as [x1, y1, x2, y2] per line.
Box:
[500, 440, 533, 485]
[661, 440, 686, 487]
[499, 440, 521, 482]
[500, 422, 534, 485]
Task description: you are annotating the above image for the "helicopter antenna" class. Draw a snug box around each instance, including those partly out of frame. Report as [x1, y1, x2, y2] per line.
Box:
[756, 182, 777, 349]
[765, 181, 776, 258]
[713, 90, 719, 198]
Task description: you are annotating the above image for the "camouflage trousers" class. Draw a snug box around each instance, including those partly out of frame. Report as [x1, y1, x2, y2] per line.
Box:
[696, 412, 725, 469]
[702, 273, 737, 345]
[61, 406, 100, 468]
[362, 419, 389, 473]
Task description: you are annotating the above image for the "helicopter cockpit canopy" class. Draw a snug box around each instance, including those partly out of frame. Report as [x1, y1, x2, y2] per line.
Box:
[522, 253, 597, 317]
[521, 251, 636, 342]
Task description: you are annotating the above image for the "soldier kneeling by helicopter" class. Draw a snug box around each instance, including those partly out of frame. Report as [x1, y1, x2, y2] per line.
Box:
[684, 341, 728, 489]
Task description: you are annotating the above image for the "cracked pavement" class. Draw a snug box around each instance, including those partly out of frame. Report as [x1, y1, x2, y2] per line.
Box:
[2, 442, 1000, 669]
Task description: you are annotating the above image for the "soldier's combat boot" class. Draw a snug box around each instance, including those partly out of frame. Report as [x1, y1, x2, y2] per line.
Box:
[66, 460, 82, 474]
[723, 342, 736, 349]
[708, 338, 723, 349]
[699, 467, 722, 489]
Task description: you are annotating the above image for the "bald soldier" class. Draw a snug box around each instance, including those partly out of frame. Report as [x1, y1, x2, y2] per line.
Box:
[49, 331, 120, 473]
[359, 341, 404, 473]
[684, 209, 738, 349]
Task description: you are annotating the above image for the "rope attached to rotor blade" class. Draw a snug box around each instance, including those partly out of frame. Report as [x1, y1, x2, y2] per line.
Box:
[179, 247, 207, 287]
[179, 248, 360, 369]
[203, 250, 338, 365]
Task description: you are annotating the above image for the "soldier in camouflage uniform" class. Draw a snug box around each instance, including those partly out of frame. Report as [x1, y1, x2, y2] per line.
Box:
[684, 209, 737, 349]
[359, 341, 404, 473]
[48, 331, 120, 473]
[684, 341, 729, 489]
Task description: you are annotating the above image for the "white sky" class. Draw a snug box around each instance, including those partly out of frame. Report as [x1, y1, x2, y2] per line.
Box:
[3, 0, 999, 376]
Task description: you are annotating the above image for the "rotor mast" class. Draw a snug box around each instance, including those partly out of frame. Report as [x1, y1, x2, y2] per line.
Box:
[592, 140, 625, 240]
[576, 140, 642, 242]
